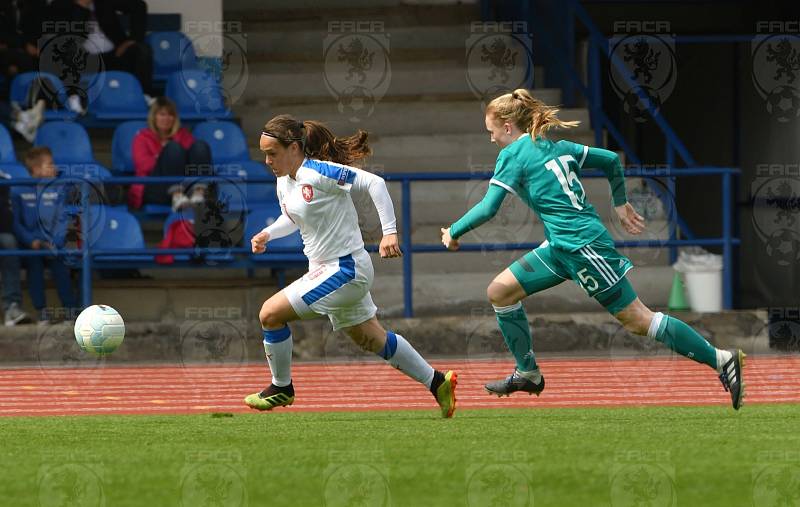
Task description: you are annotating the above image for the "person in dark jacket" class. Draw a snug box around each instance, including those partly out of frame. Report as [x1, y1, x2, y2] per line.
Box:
[0, 168, 29, 325]
[46, 0, 152, 94]
[13, 147, 78, 324]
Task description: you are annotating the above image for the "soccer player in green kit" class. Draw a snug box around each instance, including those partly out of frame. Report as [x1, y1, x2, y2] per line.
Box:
[441, 89, 745, 410]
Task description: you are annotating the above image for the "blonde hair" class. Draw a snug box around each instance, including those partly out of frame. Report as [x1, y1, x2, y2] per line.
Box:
[147, 96, 180, 137]
[486, 88, 580, 139]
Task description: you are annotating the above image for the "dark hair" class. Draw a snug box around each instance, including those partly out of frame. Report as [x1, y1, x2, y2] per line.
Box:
[262, 114, 371, 166]
[23, 146, 53, 170]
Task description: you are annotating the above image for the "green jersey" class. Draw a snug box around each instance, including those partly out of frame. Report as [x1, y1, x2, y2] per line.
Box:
[452, 135, 627, 252]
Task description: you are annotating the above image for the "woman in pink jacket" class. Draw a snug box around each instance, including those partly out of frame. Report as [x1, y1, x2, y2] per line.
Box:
[129, 97, 211, 211]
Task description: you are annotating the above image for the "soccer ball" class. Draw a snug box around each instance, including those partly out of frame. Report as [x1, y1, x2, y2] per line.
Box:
[622, 86, 662, 123]
[73, 305, 125, 355]
[766, 85, 800, 123]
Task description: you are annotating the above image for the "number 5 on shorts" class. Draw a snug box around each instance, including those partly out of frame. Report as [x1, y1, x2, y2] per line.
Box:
[577, 268, 599, 292]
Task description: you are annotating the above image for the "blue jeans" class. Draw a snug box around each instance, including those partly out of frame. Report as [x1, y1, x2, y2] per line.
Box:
[0, 233, 22, 310]
[24, 255, 78, 313]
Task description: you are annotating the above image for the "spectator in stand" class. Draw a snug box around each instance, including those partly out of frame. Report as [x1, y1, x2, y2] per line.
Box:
[13, 147, 78, 324]
[130, 97, 211, 211]
[1, 0, 49, 139]
[0, 168, 29, 326]
[47, 0, 153, 98]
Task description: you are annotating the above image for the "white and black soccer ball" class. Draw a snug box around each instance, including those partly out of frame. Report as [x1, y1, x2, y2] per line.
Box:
[337, 86, 376, 121]
[765, 228, 800, 266]
[73, 305, 125, 355]
[765, 85, 800, 123]
[622, 86, 662, 123]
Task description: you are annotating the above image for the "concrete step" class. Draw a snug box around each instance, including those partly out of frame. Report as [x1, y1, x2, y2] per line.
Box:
[235, 59, 552, 103]
[236, 98, 586, 140]
[372, 264, 675, 317]
[227, 1, 477, 20]
[7, 309, 770, 364]
[362, 130, 604, 171]
[225, 0, 421, 14]
[240, 23, 486, 56]
[356, 220, 672, 268]
[26, 263, 675, 324]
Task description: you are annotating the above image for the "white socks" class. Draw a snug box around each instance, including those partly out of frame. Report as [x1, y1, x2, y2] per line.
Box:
[517, 368, 542, 383]
[263, 326, 293, 387]
[379, 331, 435, 388]
[715, 349, 733, 373]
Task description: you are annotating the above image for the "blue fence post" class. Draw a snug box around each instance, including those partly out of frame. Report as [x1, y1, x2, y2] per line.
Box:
[665, 141, 677, 264]
[722, 172, 733, 310]
[401, 179, 413, 318]
[563, 2, 575, 107]
[81, 180, 92, 308]
[588, 39, 603, 147]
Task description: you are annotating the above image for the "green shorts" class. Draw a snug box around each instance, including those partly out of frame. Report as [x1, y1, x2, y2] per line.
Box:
[509, 232, 637, 315]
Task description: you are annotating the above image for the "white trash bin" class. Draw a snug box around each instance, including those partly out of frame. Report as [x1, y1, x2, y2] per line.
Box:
[673, 249, 723, 312]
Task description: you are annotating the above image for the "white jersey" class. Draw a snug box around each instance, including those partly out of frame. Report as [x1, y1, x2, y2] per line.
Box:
[275, 158, 395, 262]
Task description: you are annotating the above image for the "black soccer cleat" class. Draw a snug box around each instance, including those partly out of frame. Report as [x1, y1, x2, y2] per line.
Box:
[718, 349, 746, 410]
[484, 369, 545, 397]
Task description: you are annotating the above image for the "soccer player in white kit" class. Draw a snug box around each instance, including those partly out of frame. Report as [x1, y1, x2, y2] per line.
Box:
[244, 115, 457, 418]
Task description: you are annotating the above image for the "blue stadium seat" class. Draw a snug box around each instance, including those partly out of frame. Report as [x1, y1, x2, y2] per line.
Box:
[88, 71, 149, 120]
[192, 121, 250, 164]
[9, 72, 76, 120]
[34, 121, 95, 164]
[165, 70, 231, 120]
[0, 163, 29, 179]
[111, 121, 148, 173]
[245, 205, 304, 261]
[0, 124, 16, 163]
[215, 163, 277, 208]
[86, 205, 153, 262]
[146, 31, 198, 82]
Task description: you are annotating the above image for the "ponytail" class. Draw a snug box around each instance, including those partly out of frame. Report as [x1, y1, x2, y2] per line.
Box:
[486, 88, 580, 139]
[261, 114, 372, 166]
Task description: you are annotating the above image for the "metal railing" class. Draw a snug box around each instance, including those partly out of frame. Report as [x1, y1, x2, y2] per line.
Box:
[0, 168, 739, 317]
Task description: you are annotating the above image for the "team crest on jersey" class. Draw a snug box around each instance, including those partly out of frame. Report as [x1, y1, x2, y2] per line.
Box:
[301, 184, 314, 202]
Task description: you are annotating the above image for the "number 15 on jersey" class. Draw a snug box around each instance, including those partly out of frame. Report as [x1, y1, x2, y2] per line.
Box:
[544, 155, 586, 210]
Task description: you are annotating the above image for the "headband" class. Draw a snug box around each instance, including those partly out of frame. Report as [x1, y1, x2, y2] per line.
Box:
[261, 120, 306, 149]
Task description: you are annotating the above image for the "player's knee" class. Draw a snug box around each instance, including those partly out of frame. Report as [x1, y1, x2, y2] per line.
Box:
[487, 281, 516, 307]
[259, 304, 283, 329]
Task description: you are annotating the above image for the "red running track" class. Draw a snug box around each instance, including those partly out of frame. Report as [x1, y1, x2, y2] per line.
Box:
[0, 357, 798, 417]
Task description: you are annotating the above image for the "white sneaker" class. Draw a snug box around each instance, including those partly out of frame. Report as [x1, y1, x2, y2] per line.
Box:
[4, 302, 29, 326]
[67, 94, 86, 115]
[13, 100, 46, 142]
[189, 189, 206, 205]
[171, 193, 191, 211]
[13, 118, 36, 142]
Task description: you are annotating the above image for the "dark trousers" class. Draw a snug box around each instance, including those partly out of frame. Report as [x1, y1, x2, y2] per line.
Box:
[100, 41, 154, 95]
[143, 140, 212, 206]
[24, 255, 78, 312]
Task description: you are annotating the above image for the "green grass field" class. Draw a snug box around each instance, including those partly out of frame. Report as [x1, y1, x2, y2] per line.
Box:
[2, 405, 798, 506]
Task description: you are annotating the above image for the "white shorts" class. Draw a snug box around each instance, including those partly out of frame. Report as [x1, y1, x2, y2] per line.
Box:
[284, 248, 377, 331]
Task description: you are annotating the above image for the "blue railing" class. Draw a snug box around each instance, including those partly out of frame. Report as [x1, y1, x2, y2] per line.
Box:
[0, 168, 739, 317]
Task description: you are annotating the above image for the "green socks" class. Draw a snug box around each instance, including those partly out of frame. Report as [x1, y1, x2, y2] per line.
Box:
[648, 312, 719, 369]
[494, 302, 537, 372]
